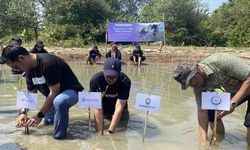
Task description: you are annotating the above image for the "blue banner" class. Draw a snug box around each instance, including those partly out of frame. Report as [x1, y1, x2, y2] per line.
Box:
[108, 22, 165, 42]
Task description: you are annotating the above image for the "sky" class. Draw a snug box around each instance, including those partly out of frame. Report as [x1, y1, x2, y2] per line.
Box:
[201, 0, 228, 13]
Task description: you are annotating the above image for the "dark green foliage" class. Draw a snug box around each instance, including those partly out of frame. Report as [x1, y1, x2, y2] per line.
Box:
[0, 0, 249, 47]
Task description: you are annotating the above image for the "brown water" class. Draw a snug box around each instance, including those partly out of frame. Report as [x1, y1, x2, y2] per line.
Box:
[0, 63, 248, 150]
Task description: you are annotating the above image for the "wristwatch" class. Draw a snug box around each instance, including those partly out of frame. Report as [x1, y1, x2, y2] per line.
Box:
[37, 112, 45, 119]
[18, 111, 26, 116]
[231, 102, 237, 110]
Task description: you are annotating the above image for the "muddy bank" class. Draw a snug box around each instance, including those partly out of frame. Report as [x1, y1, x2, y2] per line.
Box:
[46, 45, 250, 63]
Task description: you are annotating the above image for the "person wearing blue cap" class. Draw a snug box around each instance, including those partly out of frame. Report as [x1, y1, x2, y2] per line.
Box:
[173, 53, 250, 145]
[89, 58, 131, 134]
[0, 45, 84, 139]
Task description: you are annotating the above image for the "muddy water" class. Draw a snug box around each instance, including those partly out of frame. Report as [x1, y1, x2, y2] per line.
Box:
[0, 63, 248, 150]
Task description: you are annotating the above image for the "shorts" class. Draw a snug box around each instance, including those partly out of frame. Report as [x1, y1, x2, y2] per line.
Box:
[208, 95, 250, 127]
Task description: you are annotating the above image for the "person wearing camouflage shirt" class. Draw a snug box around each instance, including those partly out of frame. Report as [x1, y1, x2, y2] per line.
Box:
[173, 53, 250, 145]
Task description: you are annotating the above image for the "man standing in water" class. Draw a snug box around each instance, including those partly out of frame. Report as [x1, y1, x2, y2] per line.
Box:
[0, 45, 84, 139]
[90, 58, 131, 134]
[173, 53, 250, 145]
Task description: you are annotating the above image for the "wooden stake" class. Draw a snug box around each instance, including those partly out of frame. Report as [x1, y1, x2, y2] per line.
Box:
[88, 107, 91, 133]
[24, 109, 29, 135]
[142, 111, 149, 142]
[210, 109, 218, 145]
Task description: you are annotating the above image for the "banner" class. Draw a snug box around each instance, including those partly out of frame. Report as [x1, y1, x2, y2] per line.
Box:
[108, 22, 165, 42]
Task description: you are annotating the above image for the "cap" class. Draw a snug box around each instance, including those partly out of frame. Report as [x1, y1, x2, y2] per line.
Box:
[12, 38, 22, 44]
[103, 58, 121, 77]
[173, 63, 197, 90]
[36, 40, 44, 46]
[0, 45, 29, 64]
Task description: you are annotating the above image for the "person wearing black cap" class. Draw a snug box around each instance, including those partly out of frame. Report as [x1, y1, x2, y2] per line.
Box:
[90, 58, 131, 134]
[11, 38, 23, 74]
[86, 45, 101, 65]
[30, 40, 48, 54]
[129, 45, 145, 65]
[11, 37, 22, 46]
[173, 53, 250, 145]
[0, 45, 84, 139]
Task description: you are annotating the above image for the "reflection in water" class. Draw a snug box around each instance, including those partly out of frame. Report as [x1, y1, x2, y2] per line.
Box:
[0, 63, 248, 149]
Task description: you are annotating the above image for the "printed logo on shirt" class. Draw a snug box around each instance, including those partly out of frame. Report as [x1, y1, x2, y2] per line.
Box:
[32, 76, 46, 85]
[104, 93, 118, 98]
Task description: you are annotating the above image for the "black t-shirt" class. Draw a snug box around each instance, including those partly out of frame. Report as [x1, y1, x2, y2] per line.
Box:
[30, 48, 48, 54]
[89, 49, 101, 57]
[132, 49, 143, 57]
[105, 49, 122, 60]
[26, 53, 84, 96]
[90, 71, 131, 115]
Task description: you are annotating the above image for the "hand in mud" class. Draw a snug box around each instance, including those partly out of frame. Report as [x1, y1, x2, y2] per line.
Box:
[16, 114, 29, 128]
[26, 115, 42, 127]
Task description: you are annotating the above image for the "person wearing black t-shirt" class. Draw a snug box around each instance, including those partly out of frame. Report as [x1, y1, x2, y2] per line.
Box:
[86, 45, 101, 64]
[129, 45, 145, 65]
[0, 45, 84, 139]
[105, 44, 122, 60]
[30, 40, 48, 54]
[90, 58, 131, 134]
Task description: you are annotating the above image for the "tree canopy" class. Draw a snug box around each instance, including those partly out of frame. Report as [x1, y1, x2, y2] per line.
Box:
[0, 0, 249, 47]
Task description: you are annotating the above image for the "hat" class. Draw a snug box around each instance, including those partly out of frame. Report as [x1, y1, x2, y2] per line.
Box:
[103, 58, 121, 77]
[0, 45, 29, 64]
[173, 63, 197, 90]
[36, 40, 44, 46]
[12, 38, 22, 44]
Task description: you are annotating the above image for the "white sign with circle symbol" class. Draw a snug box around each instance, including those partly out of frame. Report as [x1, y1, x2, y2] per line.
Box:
[211, 96, 222, 105]
[202, 92, 231, 111]
[16, 91, 38, 110]
[135, 93, 161, 112]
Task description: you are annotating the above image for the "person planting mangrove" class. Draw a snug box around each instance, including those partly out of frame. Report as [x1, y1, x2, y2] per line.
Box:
[90, 58, 131, 134]
[86, 45, 101, 65]
[173, 53, 250, 145]
[129, 45, 146, 65]
[0, 45, 84, 139]
[105, 44, 122, 60]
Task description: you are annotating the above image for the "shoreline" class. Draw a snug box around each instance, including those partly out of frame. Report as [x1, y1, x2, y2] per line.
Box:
[46, 46, 250, 63]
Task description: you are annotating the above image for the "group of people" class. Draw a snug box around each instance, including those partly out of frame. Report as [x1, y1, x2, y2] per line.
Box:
[0, 43, 131, 139]
[1, 38, 48, 75]
[1, 38, 250, 146]
[86, 43, 146, 65]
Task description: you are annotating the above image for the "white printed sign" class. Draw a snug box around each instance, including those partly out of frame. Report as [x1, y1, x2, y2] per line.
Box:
[78, 92, 102, 109]
[135, 93, 161, 112]
[202, 92, 231, 111]
[16, 91, 38, 110]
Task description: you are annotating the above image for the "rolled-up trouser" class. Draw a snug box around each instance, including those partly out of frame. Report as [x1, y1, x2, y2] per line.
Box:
[208, 95, 250, 127]
[129, 55, 145, 62]
[44, 89, 79, 139]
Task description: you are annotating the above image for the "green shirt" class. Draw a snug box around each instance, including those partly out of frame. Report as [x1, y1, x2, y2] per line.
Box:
[193, 53, 250, 106]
